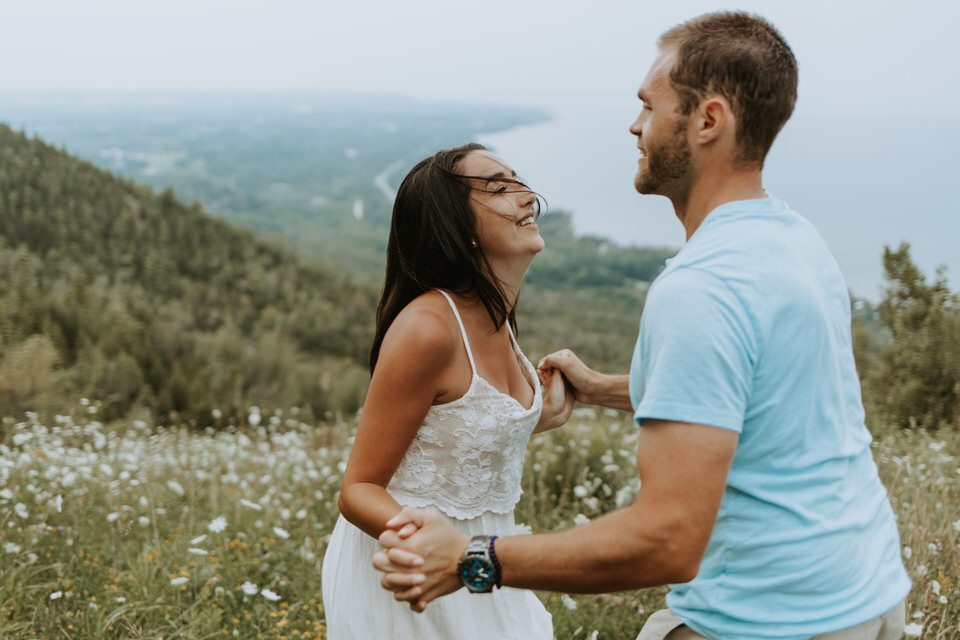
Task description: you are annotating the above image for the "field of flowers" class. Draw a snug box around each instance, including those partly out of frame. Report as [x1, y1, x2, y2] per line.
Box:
[1, 402, 958, 639]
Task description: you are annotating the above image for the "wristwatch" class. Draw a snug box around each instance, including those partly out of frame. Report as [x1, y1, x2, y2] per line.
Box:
[457, 535, 501, 593]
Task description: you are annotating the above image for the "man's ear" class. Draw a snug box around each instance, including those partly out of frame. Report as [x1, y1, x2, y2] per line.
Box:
[696, 96, 734, 145]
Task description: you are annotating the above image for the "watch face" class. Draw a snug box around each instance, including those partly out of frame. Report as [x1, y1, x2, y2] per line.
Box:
[458, 556, 495, 593]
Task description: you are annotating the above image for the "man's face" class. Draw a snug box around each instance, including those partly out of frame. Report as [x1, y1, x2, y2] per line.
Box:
[629, 49, 693, 198]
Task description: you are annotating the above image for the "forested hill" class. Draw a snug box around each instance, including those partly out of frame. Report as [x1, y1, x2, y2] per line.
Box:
[0, 124, 377, 423]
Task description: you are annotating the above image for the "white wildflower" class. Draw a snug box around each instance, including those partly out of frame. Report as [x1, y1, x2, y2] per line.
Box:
[170, 577, 188, 586]
[296, 509, 307, 520]
[272, 527, 290, 539]
[573, 514, 590, 526]
[4, 543, 21, 554]
[261, 588, 281, 601]
[138, 517, 150, 527]
[239, 498, 262, 511]
[939, 595, 947, 604]
[903, 546, 912, 559]
[208, 516, 228, 533]
[166, 480, 185, 496]
[904, 622, 923, 637]
[191, 534, 207, 545]
[931, 580, 941, 595]
[14, 503, 28, 519]
[116, 596, 126, 603]
[953, 519, 960, 533]
[188, 548, 208, 556]
[240, 581, 259, 595]
[53, 495, 62, 513]
[573, 485, 588, 498]
[917, 564, 928, 576]
[0, 488, 13, 500]
[50, 591, 63, 600]
[106, 512, 121, 522]
[561, 594, 578, 610]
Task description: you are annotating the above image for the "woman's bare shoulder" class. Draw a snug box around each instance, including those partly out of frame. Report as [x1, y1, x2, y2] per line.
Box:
[378, 291, 460, 371]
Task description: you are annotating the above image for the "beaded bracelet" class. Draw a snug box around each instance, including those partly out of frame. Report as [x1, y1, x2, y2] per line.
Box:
[488, 535, 502, 589]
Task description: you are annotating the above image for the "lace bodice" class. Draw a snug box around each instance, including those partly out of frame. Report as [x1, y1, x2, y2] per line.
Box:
[387, 291, 542, 520]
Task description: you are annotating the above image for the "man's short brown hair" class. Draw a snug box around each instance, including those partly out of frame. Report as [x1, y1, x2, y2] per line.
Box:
[659, 12, 798, 167]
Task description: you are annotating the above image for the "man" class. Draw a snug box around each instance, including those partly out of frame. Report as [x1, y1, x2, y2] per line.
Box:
[373, 12, 910, 639]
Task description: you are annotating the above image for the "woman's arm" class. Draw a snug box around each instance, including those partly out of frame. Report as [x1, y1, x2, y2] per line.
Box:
[337, 307, 456, 539]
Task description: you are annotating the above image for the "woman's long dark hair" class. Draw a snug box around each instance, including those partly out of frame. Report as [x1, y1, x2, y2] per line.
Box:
[369, 143, 516, 373]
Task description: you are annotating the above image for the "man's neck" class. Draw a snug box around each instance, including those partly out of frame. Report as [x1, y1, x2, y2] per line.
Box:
[673, 169, 766, 240]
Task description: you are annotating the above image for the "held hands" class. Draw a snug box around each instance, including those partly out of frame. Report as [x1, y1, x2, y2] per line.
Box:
[538, 349, 595, 405]
[536, 365, 575, 432]
[373, 507, 470, 612]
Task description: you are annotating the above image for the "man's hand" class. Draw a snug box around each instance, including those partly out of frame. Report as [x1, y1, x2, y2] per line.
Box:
[538, 350, 633, 411]
[373, 507, 470, 612]
[538, 349, 594, 403]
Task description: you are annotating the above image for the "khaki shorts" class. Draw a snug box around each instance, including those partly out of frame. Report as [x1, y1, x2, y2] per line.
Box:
[636, 600, 906, 640]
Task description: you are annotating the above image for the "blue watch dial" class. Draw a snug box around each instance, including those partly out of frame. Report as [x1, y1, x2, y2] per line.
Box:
[458, 556, 496, 592]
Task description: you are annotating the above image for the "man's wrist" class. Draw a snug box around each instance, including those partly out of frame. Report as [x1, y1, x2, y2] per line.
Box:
[582, 373, 630, 409]
[489, 535, 502, 588]
[457, 534, 501, 593]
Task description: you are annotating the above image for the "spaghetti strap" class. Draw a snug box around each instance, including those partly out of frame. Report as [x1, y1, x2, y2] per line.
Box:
[436, 290, 477, 376]
[504, 317, 520, 351]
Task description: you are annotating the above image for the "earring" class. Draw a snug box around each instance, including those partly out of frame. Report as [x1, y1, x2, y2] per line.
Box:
[471, 240, 478, 249]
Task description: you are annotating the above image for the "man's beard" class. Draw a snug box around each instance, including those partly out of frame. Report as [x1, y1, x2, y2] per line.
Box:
[634, 117, 691, 196]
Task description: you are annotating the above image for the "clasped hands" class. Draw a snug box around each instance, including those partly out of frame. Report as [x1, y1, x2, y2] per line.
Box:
[373, 507, 469, 612]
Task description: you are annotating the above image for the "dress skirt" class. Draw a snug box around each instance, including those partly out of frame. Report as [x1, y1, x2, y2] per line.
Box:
[322, 510, 553, 639]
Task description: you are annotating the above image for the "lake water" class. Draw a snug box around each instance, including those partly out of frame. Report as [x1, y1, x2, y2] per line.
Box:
[479, 101, 959, 301]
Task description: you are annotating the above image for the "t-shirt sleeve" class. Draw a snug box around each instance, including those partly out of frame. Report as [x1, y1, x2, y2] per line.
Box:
[633, 266, 758, 433]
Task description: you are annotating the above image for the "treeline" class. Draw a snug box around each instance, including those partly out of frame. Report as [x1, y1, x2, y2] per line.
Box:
[854, 244, 960, 431]
[0, 124, 376, 423]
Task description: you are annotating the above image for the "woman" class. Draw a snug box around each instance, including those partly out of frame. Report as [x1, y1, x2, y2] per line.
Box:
[321, 143, 572, 638]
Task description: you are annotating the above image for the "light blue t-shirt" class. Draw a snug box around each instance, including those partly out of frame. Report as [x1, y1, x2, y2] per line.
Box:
[629, 197, 910, 640]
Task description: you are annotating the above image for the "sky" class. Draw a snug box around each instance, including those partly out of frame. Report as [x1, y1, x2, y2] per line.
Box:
[3, 0, 958, 297]
[2, 0, 958, 117]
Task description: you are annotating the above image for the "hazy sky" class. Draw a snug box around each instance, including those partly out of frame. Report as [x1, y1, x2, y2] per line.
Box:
[3, 0, 958, 116]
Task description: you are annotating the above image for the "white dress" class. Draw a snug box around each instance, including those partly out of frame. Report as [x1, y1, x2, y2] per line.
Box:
[322, 290, 553, 639]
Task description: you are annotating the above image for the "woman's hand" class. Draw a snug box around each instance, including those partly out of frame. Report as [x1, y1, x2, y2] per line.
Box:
[534, 365, 574, 433]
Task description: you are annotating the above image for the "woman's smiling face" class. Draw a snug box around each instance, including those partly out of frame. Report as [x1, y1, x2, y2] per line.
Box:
[457, 150, 544, 263]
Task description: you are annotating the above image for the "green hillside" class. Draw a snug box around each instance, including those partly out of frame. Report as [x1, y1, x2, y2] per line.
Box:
[0, 124, 377, 423]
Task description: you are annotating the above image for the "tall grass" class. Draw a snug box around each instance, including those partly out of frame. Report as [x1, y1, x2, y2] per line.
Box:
[1, 403, 956, 638]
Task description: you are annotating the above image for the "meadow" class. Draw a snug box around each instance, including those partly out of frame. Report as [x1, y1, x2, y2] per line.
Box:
[1, 403, 957, 639]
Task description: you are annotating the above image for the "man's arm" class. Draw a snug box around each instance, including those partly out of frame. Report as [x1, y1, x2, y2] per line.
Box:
[537, 349, 633, 412]
[374, 419, 738, 609]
